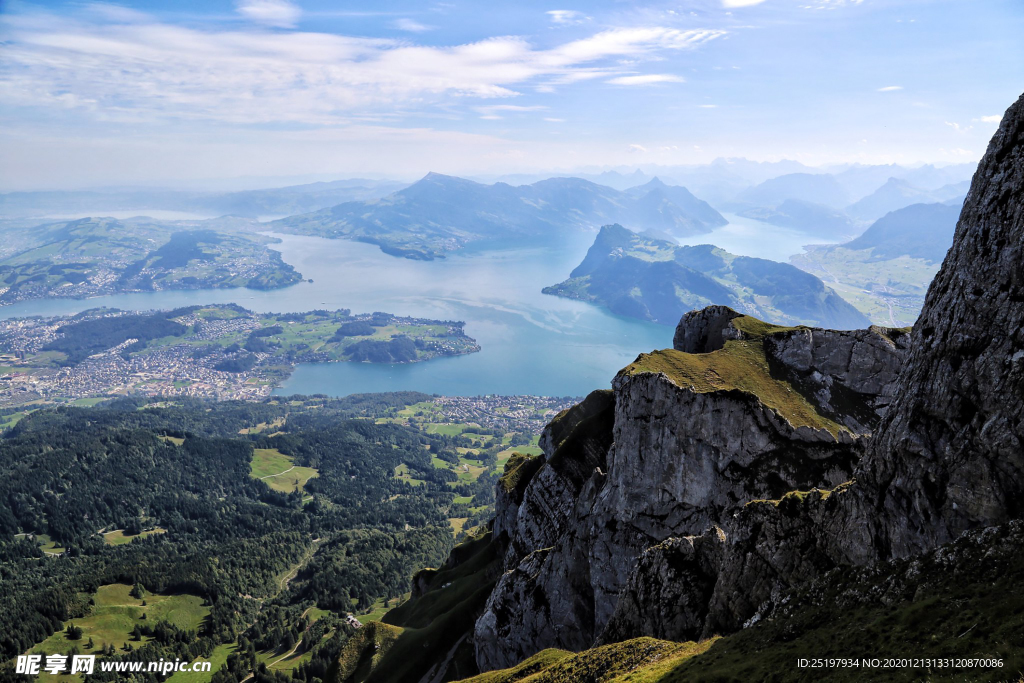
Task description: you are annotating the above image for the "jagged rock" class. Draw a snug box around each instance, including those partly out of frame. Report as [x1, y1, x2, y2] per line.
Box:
[762, 325, 911, 433]
[499, 390, 614, 569]
[474, 311, 907, 667]
[672, 305, 745, 352]
[598, 529, 725, 645]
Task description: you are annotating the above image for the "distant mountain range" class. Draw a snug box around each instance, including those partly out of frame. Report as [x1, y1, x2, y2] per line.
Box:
[543, 224, 870, 329]
[271, 173, 728, 260]
[735, 198, 857, 239]
[737, 172, 852, 209]
[846, 178, 968, 221]
[0, 179, 406, 219]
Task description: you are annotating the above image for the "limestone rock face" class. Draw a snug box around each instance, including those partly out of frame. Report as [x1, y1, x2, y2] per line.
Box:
[598, 529, 725, 645]
[763, 326, 911, 433]
[498, 390, 614, 569]
[852, 91, 1024, 559]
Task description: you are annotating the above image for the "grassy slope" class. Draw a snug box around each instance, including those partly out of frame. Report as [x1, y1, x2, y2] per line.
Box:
[30, 584, 208, 669]
[455, 638, 715, 683]
[250, 447, 319, 493]
[622, 316, 847, 436]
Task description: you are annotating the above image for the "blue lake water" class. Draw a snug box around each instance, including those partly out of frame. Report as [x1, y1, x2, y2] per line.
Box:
[0, 218, 834, 397]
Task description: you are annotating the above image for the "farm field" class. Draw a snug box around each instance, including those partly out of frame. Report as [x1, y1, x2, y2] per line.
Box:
[101, 528, 167, 545]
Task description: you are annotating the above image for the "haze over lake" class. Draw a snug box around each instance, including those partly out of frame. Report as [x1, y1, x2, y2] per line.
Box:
[0, 217, 835, 397]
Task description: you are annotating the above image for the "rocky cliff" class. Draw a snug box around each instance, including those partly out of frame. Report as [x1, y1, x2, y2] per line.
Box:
[474, 308, 908, 668]
[470, 91, 1024, 675]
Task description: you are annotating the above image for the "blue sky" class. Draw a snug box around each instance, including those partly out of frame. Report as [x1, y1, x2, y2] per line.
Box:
[0, 0, 1022, 189]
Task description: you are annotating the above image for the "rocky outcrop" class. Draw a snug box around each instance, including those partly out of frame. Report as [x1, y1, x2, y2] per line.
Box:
[474, 305, 908, 667]
[671, 305, 744, 353]
[496, 390, 614, 569]
[598, 529, 725, 645]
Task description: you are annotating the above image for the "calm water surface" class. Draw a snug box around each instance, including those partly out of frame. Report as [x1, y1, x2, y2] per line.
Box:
[0, 218, 831, 397]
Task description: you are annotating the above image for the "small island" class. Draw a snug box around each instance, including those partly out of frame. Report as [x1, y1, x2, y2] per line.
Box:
[0, 304, 479, 404]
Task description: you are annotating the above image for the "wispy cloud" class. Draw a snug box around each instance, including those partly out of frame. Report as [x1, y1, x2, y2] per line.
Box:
[722, 0, 768, 7]
[945, 121, 972, 133]
[235, 0, 301, 28]
[607, 74, 683, 86]
[0, 9, 724, 126]
[475, 104, 547, 119]
[800, 0, 864, 8]
[546, 10, 586, 25]
[977, 115, 1003, 124]
[877, 85, 903, 92]
[393, 18, 433, 32]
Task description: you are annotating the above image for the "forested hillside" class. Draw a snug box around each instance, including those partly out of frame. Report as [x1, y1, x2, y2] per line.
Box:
[0, 393, 516, 683]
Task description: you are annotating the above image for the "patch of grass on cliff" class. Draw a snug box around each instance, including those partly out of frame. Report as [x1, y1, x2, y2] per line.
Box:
[623, 316, 846, 437]
[498, 452, 543, 496]
[458, 637, 715, 683]
[745, 481, 854, 508]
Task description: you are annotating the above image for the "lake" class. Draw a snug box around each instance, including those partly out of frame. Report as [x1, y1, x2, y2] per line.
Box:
[0, 218, 836, 397]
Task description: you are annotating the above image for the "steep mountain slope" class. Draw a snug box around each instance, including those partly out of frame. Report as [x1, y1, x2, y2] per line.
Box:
[543, 224, 870, 329]
[841, 202, 961, 262]
[623, 178, 727, 228]
[791, 202, 961, 326]
[271, 174, 725, 259]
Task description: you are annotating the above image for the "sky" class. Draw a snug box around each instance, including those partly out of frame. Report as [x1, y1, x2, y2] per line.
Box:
[0, 0, 1022, 190]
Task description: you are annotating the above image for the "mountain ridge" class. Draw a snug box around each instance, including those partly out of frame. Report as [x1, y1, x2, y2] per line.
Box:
[271, 174, 727, 260]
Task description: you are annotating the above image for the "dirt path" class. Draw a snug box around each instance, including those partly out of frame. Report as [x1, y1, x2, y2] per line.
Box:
[239, 543, 322, 682]
[260, 465, 296, 480]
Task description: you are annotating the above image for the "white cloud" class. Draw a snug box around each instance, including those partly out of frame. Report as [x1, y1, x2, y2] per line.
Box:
[546, 10, 585, 25]
[235, 0, 301, 28]
[722, 0, 768, 7]
[945, 121, 972, 133]
[393, 18, 432, 33]
[628, 144, 648, 153]
[475, 104, 547, 119]
[877, 85, 903, 92]
[800, 0, 864, 8]
[698, 104, 718, 108]
[0, 12, 723, 126]
[977, 115, 1002, 124]
[544, 117, 564, 122]
[607, 74, 684, 86]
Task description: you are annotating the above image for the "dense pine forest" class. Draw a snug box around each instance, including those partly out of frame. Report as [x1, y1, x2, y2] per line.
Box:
[0, 393, 492, 683]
